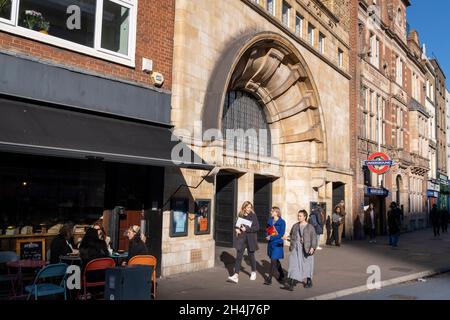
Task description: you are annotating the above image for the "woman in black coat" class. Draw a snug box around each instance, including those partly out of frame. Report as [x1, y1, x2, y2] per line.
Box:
[227, 201, 260, 284]
[49, 223, 75, 264]
[123, 225, 148, 265]
[79, 228, 109, 268]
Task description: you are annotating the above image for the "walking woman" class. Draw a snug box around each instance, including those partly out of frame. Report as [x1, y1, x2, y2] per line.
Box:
[227, 201, 260, 284]
[330, 206, 343, 246]
[284, 210, 317, 290]
[264, 207, 286, 285]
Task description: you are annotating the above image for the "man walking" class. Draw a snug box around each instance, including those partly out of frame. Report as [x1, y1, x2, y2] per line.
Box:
[387, 202, 401, 247]
[430, 204, 440, 238]
[309, 205, 325, 250]
[337, 200, 346, 245]
[440, 207, 449, 234]
[364, 203, 377, 244]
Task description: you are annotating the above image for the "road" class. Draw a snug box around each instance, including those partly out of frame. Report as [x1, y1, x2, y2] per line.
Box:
[339, 272, 450, 300]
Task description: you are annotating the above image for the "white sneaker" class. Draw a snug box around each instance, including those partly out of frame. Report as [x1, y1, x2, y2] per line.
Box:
[316, 246, 323, 250]
[250, 272, 257, 281]
[227, 273, 239, 284]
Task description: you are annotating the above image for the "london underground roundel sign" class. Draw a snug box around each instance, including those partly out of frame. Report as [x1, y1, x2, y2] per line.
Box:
[365, 152, 393, 175]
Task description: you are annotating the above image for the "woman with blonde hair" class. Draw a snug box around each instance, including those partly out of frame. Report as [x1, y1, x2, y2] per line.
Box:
[227, 201, 260, 284]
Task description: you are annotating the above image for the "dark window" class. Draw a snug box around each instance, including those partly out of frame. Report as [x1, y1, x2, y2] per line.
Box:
[18, 0, 96, 48]
[101, 0, 130, 55]
[222, 91, 272, 157]
[0, 0, 12, 20]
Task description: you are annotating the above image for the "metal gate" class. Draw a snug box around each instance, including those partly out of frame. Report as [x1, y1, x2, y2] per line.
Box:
[215, 172, 237, 247]
[254, 176, 273, 242]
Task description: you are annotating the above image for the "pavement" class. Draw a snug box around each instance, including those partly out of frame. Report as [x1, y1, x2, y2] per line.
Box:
[158, 228, 450, 300]
[339, 272, 450, 300]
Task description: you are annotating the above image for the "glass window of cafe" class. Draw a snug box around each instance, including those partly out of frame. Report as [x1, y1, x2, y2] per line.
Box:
[0, 152, 164, 231]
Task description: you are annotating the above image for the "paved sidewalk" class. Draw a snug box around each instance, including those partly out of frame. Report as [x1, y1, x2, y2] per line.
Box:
[158, 228, 450, 300]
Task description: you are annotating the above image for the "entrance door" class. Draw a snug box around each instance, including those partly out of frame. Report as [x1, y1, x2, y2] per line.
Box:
[332, 182, 346, 238]
[254, 175, 272, 242]
[215, 172, 237, 247]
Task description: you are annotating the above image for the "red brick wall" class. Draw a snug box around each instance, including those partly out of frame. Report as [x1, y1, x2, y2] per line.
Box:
[0, 0, 175, 90]
[349, 0, 359, 221]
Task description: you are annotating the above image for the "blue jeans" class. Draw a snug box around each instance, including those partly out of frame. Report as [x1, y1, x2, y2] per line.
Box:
[389, 233, 400, 247]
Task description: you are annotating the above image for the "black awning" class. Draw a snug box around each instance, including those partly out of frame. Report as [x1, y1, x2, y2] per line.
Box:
[0, 98, 212, 170]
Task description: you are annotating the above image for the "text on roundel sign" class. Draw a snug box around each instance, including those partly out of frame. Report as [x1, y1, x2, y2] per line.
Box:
[366, 152, 392, 175]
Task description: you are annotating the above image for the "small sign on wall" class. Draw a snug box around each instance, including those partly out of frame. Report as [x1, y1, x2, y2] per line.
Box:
[16, 238, 46, 261]
[169, 198, 189, 237]
[194, 199, 211, 235]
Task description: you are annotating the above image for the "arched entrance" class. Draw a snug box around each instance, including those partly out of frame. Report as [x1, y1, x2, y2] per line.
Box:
[204, 32, 328, 247]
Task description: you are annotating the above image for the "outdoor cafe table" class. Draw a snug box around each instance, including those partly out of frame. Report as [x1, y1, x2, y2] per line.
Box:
[59, 255, 82, 266]
[6, 260, 49, 297]
[111, 252, 128, 265]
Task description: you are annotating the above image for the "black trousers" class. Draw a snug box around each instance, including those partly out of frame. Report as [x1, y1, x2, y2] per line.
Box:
[235, 249, 256, 273]
[268, 259, 284, 279]
[367, 228, 376, 240]
[331, 222, 340, 245]
[442, 222, 448, 233]
[433, 224, 440, 237]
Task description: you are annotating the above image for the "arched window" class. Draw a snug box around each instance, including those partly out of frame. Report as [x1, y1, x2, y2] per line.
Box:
[222, 91, 272, 157]
[397, 8, 403, 26]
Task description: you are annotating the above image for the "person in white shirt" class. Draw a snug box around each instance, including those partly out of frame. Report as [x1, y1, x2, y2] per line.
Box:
[364, 203, 378, 244]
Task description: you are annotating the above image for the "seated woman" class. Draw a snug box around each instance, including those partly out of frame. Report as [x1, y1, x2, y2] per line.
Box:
[50, 223, 76, 264]
[93, 222, 113, 256]
[79, 228, 109, 268]
[122, 225, 148, 266]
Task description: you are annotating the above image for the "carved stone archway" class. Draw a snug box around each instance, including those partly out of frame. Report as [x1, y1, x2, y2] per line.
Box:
[203, 32, 327, 168]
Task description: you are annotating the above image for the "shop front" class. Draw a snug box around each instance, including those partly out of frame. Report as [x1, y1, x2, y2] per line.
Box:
[427, 179, 440, 226]
[438, 173, 449, 210]
[0, 52, 210, 276]
[364, 187, 389, 235]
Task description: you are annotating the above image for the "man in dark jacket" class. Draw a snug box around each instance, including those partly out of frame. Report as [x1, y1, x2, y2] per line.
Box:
[309, 206, 324, 250]
[364, 203, 378, 243]
[430, 204, 441, 237]
[388, 202, 401, 247]
[440, 207, 449, 234]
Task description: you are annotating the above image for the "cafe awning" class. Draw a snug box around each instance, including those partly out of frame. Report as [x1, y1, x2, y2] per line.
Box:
[0, 97, 213, 170]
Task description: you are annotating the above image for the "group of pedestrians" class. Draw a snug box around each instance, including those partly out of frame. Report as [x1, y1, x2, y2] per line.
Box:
[227, 201, 345, 291]
[430, 204, 449, 238]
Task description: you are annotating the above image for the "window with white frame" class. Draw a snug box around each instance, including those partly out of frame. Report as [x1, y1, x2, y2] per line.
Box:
[396, 56, 403, 86]
[338, 48, 343, 68]
[0, 0, 137, 66]
[295, 13, 303, 37]
[267, 0, 275, 16]
[0, 0, 14, 21]
[308, 23, 315, 46]
[282, 1, 290, 27]
[361, 87, 368, 138]
[318, 32, 325, 54]
[370, 33, 379, 68]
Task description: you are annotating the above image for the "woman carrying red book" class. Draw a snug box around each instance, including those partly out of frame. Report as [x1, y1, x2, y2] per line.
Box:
[264, 207, 286, 285]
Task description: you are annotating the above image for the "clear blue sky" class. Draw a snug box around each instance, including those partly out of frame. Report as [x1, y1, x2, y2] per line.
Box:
[407, 0, 450, 81]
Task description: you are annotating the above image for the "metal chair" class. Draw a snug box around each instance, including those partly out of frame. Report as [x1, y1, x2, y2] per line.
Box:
[25, 263, 68, 300]
[81, 258, 115, 299]
[0, 251, 19, 299]
[128, 255, 157, 299]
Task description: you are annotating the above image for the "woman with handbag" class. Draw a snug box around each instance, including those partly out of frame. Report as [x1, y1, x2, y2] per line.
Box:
[227, 201, 260, 284]
[264, 206, 286, 285]
[284, 209, 317, 291]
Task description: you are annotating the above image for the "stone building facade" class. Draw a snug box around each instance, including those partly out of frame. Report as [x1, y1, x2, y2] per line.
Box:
[431, 59, 448, 208]
[350, 0, 432, 235]
[165, 0, 353, 276]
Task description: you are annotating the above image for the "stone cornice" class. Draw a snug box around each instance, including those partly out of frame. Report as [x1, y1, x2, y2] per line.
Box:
[241, 0, 352, 80]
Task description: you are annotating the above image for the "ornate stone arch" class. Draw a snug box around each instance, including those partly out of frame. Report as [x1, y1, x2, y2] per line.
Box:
[202, 31, 327, 166]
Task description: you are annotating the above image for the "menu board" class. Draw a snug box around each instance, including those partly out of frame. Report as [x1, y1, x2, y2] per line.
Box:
[16, 238, 46, 261]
